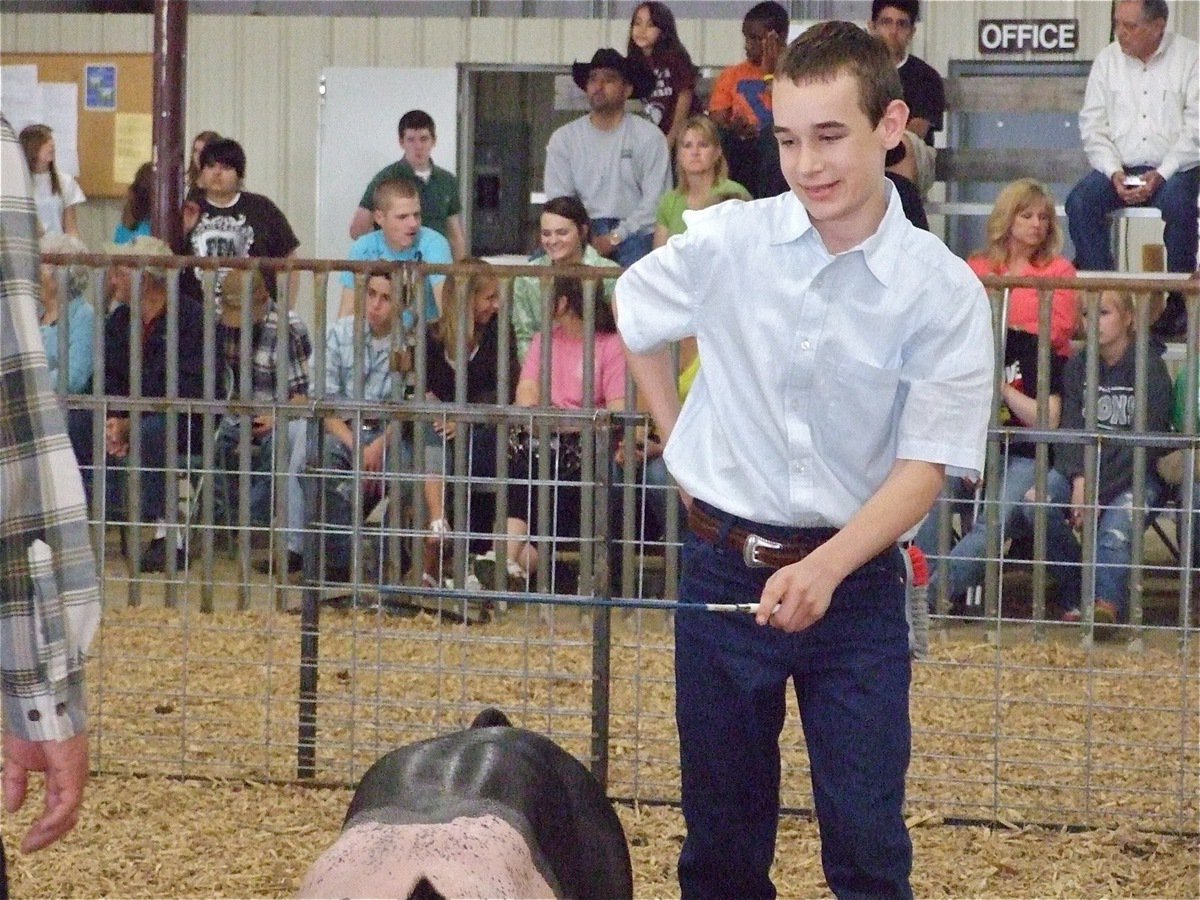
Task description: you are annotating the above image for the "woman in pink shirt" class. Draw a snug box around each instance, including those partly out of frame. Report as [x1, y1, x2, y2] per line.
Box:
[969, 178, 1079, 357]
[496, 275, 626, 588]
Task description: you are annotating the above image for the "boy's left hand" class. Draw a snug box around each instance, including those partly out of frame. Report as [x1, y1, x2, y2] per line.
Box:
[756, 554, 840, 632]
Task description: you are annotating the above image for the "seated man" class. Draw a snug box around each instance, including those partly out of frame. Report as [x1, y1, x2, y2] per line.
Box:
[69, 236, 209, 572]
[314, 269, 412, 584]
[1065, 0, 1198, 337]
[338, 178, 450, 323]
[215, 268, 312, 576]
[544, 48, 670, 266]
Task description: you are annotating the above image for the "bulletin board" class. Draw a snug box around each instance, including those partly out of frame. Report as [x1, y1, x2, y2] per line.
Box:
[5, 53, 153, 198]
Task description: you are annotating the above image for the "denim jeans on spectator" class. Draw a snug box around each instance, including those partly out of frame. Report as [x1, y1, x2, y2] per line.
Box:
[310, 424, 412, 571]
[1040, 478, 1162, 620]
[589, 217, 652, 268]
[912, 474, 976, 562]
[924, 456, 1071, 602]
[675, 503, 912, 900]
[69, 411, 199, 524]
[216, 416, 308, 555]
[1065, 166, 1200, 273]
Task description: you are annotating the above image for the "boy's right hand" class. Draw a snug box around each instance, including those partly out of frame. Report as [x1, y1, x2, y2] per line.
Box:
[762, 30, 783, 75]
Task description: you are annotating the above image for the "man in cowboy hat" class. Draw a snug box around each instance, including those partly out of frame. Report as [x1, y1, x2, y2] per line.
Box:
[543, 48, 671, 267]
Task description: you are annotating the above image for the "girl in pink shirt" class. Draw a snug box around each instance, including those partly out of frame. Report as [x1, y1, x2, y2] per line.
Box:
[968, 178, 1079, 357]
[499, 277, 626, 587]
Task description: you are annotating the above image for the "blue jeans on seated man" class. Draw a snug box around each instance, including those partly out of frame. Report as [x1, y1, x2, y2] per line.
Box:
[1065, 166, 1200, 273]
[676, 503, 912, 900]
[589, 217, 652, 268]
[215, 416, 308, 555]
[1038, 476, 1163, 621]
[920, 456, 1072, 604]
[309, 423, 413, 575]
[67, 410, 200, 523]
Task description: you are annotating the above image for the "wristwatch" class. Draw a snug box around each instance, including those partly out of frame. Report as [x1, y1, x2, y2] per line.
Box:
[609, 228, 624, 245]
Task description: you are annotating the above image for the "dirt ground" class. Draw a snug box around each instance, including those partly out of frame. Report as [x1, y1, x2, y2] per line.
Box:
[3, 773, 1197, 898]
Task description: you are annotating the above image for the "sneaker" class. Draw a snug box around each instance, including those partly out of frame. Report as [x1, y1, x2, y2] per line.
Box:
[1094, 599, 1118, 625]
[1061, 600, 1119, 626]
[253, 551, 303, 576]
[141, 538, 186, 573]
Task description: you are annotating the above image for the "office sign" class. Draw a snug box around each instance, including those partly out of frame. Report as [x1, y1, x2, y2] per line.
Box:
[978, 19, 1078, 53]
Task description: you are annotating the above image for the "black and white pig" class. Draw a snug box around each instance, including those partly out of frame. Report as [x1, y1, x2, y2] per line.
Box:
[297, 708, 633, 899]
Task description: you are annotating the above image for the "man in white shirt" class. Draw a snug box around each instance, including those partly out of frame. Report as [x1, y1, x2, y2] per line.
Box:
[617, 21, 993, 900]
[543, 48, 671, 268]
[1065, 0, 1198, 334]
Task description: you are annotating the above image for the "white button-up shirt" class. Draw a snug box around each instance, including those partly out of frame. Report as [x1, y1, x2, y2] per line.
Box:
[616, 186, 994, 528]
[1080, 31, 1200, 181]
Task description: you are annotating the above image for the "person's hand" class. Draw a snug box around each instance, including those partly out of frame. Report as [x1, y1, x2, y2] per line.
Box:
[755, 550, 840, 632]
[362, 433, 387, 473]
[2, 730, 89, 853]
[251, 414, 274, 438]
[591, 233, 619, 259]
[1110, 171, 1143, 206]
[1069, 477, 1086, 529]
[432, 419, 457, 441]
[729, 112, 758, 141]
[761, 30, 783, 75]
[181, 199, 201, 234]
[104, 416, 130, 458]
[1127, 170, 1163, 205]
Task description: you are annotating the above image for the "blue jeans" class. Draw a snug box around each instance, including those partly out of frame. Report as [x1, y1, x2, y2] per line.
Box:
[924, 456, 1071, 601]
[69, 412, 201, 523]
[676, 502, 912, 900]
[216, 416, 308, 555]
[1066, 166, 1200, 273]
[1040, 478, 1162, 620]
[590, 217, 652, 268]
[310, 424, 413, 570]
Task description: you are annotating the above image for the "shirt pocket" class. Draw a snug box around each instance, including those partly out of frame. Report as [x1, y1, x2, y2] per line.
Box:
[818, 356, 902, 486]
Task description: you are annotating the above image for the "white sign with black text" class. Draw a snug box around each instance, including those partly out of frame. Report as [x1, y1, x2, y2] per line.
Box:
[978, 20, 1078, 54]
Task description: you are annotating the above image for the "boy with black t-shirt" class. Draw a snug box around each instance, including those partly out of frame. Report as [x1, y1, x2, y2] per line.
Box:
[184, 138, 299, 304]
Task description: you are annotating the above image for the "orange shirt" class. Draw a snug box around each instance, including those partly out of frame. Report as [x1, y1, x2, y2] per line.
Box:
[967, 254, 1079, 357]
[708, 60, 772, 130]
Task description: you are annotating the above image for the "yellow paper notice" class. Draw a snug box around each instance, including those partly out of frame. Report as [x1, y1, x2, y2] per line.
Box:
[112, 112, 152, 184]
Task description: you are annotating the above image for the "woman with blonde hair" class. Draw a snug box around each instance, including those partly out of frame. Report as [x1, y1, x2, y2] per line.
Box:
[969, 178, 1079, 357]
[653, 115, 750, 249]
[420, 259, 518, 589]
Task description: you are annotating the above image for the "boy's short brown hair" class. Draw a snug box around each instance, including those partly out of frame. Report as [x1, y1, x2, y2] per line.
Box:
[777, 20, 903, 127]
[372, 177, 419, 212]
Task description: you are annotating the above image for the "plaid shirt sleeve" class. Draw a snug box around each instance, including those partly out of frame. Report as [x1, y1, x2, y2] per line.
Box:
[284, 309, 312, 398]
[0, 116, 101, 742]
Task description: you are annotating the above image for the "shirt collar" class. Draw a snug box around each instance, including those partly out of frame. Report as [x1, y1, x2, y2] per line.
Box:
[767, 181, 907, 287]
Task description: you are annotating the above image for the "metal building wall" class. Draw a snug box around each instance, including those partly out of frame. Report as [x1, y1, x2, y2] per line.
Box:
[2, 3, 1196, 256]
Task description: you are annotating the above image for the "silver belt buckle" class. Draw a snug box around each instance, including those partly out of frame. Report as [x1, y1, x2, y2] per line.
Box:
[743, 533, 783, 568]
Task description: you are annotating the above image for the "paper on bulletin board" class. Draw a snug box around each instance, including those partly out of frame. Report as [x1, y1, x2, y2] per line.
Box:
[39, 82, 80, 176]
[112, 112, 152, 184]
[0, 65, 41, 134]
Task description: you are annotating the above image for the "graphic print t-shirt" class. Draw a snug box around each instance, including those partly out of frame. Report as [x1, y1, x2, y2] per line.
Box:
[188, 191, 299, 303]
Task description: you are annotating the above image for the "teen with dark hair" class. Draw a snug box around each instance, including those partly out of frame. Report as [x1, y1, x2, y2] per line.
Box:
[627, 2, 700, 150]
[619, 20, 993, 897]
[349, 109, 466, 259]
[183, 137, 299, 305]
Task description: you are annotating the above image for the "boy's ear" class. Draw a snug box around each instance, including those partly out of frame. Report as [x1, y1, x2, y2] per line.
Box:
[373, 208, 386, 228]
[879, 98, 910, 150]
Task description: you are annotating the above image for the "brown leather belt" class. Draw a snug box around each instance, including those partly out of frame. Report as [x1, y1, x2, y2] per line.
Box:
[688, 502, 838, 569]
